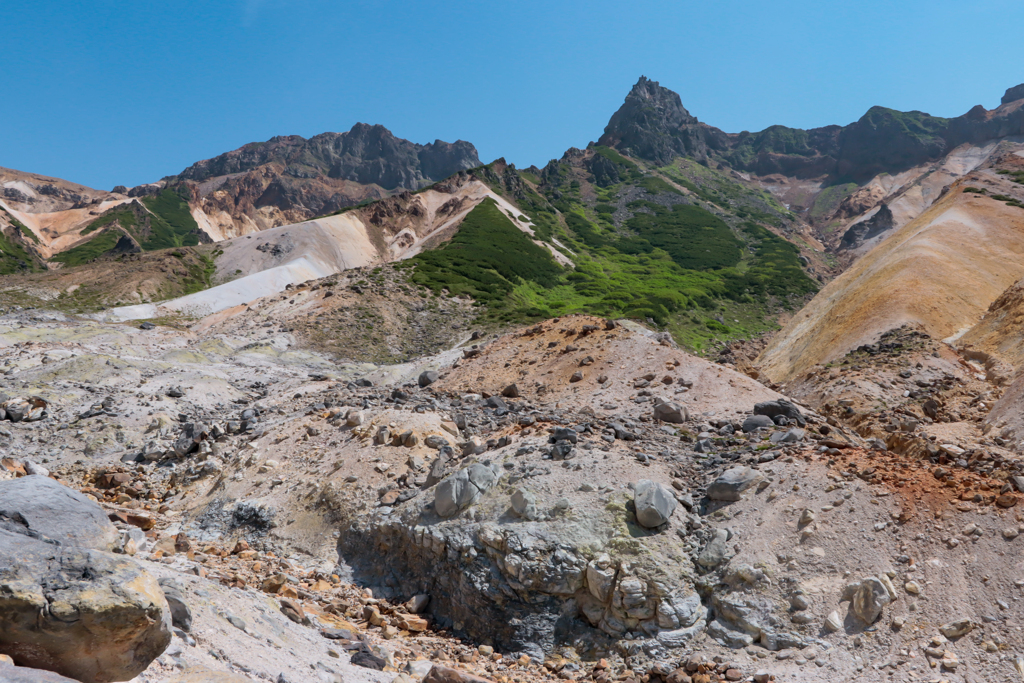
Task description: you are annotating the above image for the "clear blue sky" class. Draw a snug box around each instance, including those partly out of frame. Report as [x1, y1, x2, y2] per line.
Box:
[3, 0, 1022, 190]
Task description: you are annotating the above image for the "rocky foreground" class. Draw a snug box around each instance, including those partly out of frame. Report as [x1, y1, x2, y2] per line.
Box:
[1, 310, 1023, 683]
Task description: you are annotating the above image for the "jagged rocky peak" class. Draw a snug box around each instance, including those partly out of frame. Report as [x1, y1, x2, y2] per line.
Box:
[1002, 83, 1024, 106]
[173, 122, 480, 191]
[598, 76, 724, 166]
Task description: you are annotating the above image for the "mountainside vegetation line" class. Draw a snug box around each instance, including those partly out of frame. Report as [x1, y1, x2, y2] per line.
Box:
[81, 208, 137, 236]
[409, 152, 818, 351]
[405, 197, 562, 306]
[136, 186, 202, 250]
[0, 227, 41, 274]
[49, 229, 124, 267]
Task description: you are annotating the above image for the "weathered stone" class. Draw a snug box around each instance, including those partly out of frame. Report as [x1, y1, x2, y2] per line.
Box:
[824, 610, 842, 633]
[697, 528, 734, 568]
[753, 400, 805, 426]
[2, 396, 48, 422]
[422, 664, 495, 683]
[510, 488, 539, 521]
[158, 578, 192, 632]
[851, 577, 890, 624]
[741, 415, 775, 433]
[0, 529, 171, 683]
[279, 598, 307, 625]
[435, 463, 498, 518]
[501, 383, 520, 398]
[707, 467, 764, 501]
[653, 401, 688, 424]
[0, 475, 119, 551]
[770, 428, 806, 444]
[586, 554, 617, 602]
[939, 618, 974, 638]
[418, 371, 439, 387]
[633, 479, 677, 527]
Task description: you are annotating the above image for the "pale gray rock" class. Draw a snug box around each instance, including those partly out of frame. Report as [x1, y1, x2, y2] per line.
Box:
[510, 489, 538, 521]
[741, 415, 775, 433]
[697, 528, 735, 568]
[707, 466, 764, 501]
[652, 401, 688, 424]
[633, 479, 677, 527]
[0, 475, 119, 551]
[434, 463, 498, 518]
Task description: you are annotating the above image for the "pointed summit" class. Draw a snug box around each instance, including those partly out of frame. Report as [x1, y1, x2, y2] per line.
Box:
[598, 76, 723, 165]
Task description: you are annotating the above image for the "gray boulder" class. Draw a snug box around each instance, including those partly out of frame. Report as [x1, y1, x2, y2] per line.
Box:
[172, 422, 207, 457]
[697, 527, 735, 568]
[434, 463, 499, 518]
[851, 577, 890, 624]
[770, 428, 806, 444]
[2, 395, 48, 422]
[707, 466, 764, 501]
[158, 578, 192, 632]
[510, 489, 538, 520]
[0, 475, 119, 551]
[652, 401, 688, 424]
[0, 529, 172, 683]
[741, 415, 775, 433]
[0, 666, 81, 682]
[418, 370, 439, 387]
[753, 399, 805, 426]
[633, 479, 677, 527]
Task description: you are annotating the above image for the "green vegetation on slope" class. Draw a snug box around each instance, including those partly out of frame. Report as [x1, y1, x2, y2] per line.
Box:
[137, 186, 201, 250]
[82, 208, 137, 236]
[50, 229, 124, 267]
[0, 227, 41, 274]
[407, 198, 562, 307]
[621, 202, 741, 270]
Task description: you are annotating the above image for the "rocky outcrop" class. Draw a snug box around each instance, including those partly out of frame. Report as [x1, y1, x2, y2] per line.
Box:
[176, 124, 479, 191]
[598, 77, 728, 165]
[840, 203, 895, 250]
[599, 77, 1024, 183]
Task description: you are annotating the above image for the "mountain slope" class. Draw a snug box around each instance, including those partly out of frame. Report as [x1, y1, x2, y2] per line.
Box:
[757, 177, 1024, 383]
[161, 123, 480, 237]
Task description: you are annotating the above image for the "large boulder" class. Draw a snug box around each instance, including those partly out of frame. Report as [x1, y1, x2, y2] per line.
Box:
[0, 475, 119, 551]
[0, 665, 81, 682]
[434, 463, 499, 518]
[753, 400, 805, 426]
[707, 467, 764, 502]
[2, 396, 48, 422]
[633, 480, 677, 527]
[652, 401, 688, 424]
[741, 415, 775, 433]
[0, 529, 172, 683]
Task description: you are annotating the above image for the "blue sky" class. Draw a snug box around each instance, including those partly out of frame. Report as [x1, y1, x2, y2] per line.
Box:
[2, 0, 1022, 190]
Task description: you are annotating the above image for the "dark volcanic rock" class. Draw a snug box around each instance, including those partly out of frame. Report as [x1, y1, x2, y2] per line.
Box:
[175, 123, 479, 192]
[1002, 83, 1024, 105]
[598, 76, 728, 165]
[840, 203, 895, 250]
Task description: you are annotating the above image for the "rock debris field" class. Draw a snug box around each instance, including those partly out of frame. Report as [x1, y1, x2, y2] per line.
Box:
[1, 308, 1023, 683]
